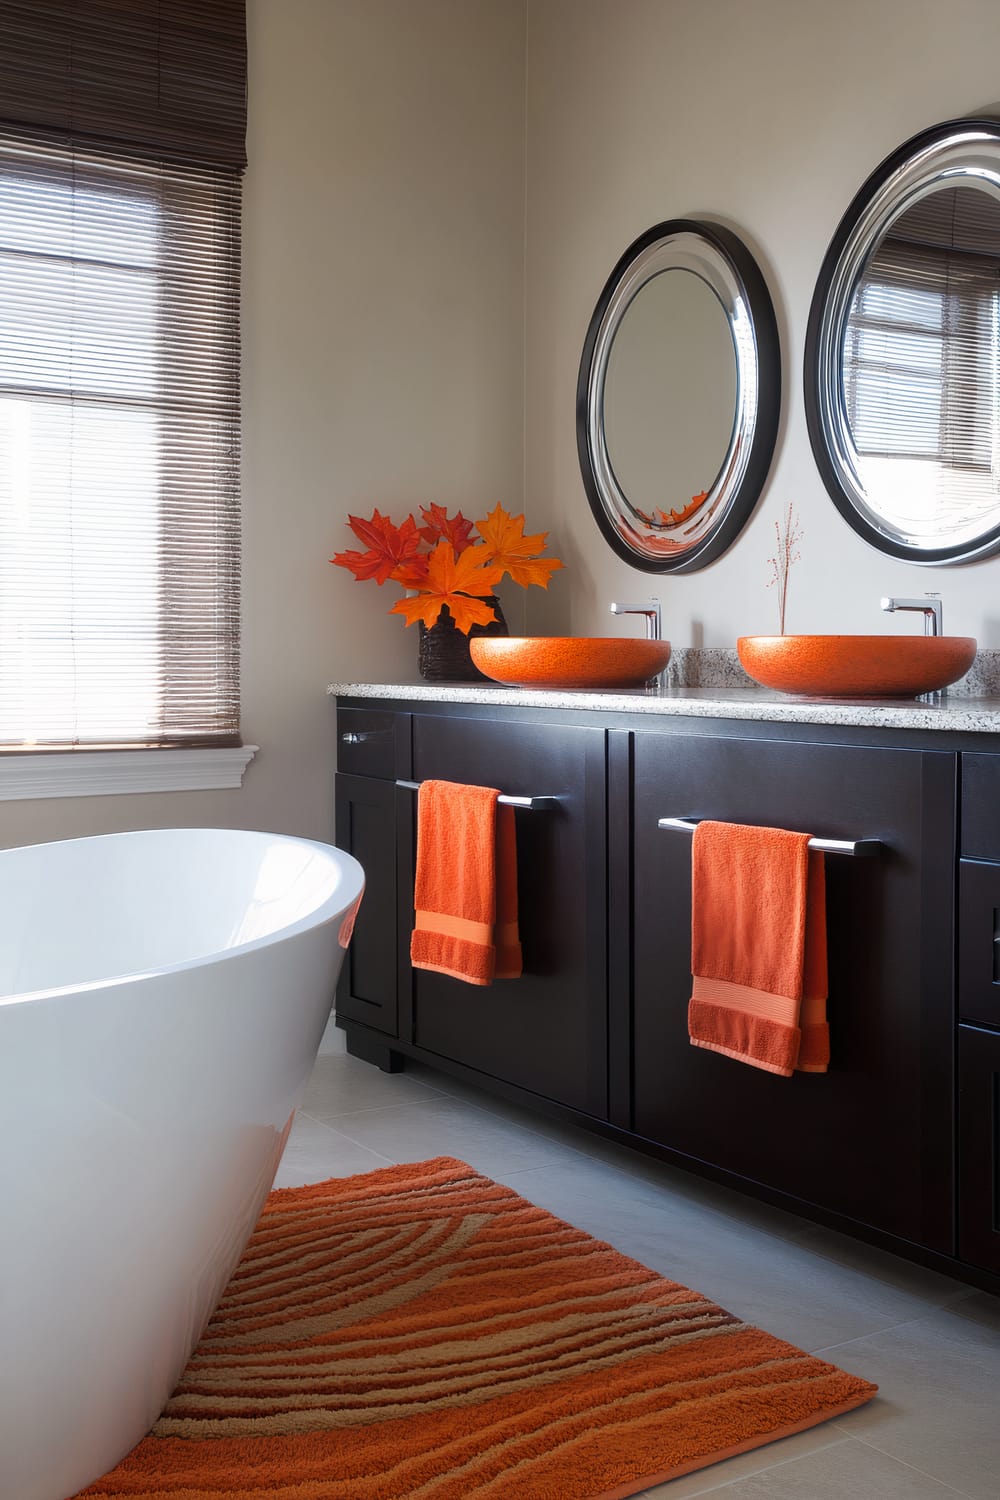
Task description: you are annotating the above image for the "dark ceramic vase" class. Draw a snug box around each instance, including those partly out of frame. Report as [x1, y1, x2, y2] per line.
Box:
[418, 595, 508, 682]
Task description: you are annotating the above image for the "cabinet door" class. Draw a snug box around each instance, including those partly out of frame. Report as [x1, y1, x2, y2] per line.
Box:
[958, 756, 1000, 1030]
[632, 730, 956, 1252]
[958, 1024, 1000, 1275]
[334, 772, 399, 1036]
[958, 860, 1000, 1029]
[406, 714, 607, 1117]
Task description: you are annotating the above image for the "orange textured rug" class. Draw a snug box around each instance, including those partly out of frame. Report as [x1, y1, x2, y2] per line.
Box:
[77, 1156, 876, 1500]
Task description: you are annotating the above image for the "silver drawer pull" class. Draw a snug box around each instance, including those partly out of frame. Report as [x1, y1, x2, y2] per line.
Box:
[657, 816, 881, 858]
[397, 779, 557, 810]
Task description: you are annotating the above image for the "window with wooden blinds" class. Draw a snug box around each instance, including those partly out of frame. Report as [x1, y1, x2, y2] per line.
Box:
[0, 1, 245, 750]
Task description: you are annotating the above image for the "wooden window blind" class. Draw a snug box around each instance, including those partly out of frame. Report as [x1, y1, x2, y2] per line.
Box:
[0, 1, 247, 170]
[0, 1, 245, 748]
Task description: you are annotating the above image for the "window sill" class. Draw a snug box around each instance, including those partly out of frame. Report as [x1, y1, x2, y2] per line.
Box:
[0, 745, 258, 802]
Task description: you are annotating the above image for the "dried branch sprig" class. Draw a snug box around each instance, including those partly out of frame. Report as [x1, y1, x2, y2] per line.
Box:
[765, 502, 803, 636]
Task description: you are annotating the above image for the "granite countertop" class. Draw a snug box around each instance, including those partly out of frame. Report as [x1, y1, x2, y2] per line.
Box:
[327, 678, 1000, 734]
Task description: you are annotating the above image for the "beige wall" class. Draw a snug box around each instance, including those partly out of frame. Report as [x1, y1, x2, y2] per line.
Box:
[524, 0, 1000, 646]
[13, 0, 1000, 848]
[1, 0, 527, 848]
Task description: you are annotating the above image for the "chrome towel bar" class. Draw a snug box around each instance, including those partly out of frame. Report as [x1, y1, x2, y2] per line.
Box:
[657, 816, 881, 858]
[397, 779, 558, 810]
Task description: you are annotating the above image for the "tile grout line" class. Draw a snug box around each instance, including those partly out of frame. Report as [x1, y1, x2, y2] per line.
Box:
[837, 1431, 978, 1498]
[812, 1292, 989, 1358]
[296, 1109, 402, 1154]
[297, 1108, 366, 1131]
[638, 1431, 848, 1498]
[305, 1092, 609, 1166]
[301, 1089, 453, 1121]
[812, 1317, 940, 1354]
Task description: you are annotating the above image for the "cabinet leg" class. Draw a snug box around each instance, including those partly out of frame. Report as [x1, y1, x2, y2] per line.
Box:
[344, 1026, 405, 1073]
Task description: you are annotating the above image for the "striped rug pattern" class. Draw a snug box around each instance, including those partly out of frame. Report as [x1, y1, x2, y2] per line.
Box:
[79, 1156, 876, 1499]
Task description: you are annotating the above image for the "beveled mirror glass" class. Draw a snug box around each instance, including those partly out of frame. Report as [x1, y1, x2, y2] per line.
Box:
[577, 218, 780, 573]
[806, 117, 1000, 564]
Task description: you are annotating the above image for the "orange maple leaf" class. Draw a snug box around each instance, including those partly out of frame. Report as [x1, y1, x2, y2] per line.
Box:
[330, 510, 422, 585]
[418, 503, 475, 553]
[391, 540, 504, 632]
[474, 504, 564, 589]
[390, 551, 429, 586]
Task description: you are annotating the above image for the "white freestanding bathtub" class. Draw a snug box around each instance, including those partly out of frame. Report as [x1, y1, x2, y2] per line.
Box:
[0, 827, 364, 1500]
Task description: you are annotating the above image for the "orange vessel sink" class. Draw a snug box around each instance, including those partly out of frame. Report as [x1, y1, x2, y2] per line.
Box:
[470, 636, 671, 689]
[737, 635, 977, 698]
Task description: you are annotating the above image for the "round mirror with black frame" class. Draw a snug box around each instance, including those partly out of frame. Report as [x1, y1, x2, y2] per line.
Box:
[805, 117, 1000, 565]
[576, 218, 780, 573]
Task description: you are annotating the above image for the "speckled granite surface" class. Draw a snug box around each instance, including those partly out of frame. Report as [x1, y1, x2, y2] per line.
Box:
[328, 679, 1000, 734]
[329, 647, 1000, 734]
[662, 647, 750, 689]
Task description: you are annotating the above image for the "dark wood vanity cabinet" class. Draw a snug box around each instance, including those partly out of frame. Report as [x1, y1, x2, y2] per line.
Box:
[631, 731, 956, 1252]
[335, 695, 1000, 1290]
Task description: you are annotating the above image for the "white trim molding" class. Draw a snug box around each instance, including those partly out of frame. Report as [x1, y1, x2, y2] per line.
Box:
[0, 746, 258, 802]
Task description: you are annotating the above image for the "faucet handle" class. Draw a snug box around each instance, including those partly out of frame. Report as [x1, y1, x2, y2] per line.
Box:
[610, 599, 662, 641]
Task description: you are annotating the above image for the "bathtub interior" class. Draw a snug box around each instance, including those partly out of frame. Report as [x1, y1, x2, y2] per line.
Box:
[0, 828, 361, 1001]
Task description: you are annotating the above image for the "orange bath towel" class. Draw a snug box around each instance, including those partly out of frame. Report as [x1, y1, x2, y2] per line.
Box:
[410, 779, 522, 986]
[688, 821, 829, 1077]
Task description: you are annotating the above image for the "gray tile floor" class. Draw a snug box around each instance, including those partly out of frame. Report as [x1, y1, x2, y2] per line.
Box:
[274, 1016, 1000, 1498]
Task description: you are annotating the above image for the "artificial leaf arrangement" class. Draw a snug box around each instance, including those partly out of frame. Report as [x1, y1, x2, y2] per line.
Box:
[331, 503, 564, 634]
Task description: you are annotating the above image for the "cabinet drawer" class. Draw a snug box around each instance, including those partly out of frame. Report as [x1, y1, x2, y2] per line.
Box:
[961, 754, 1000, 859]
[958, 1024, 1000, 1276]
[336, 707, 400, 780]
[958, 860, 1000, 1028]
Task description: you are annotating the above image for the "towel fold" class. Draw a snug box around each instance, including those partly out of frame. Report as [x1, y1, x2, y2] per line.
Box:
[687, 820, 829, 1077]
[410, 779, 522, 986]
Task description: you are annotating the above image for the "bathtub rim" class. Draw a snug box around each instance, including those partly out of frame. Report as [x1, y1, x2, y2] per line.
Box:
[0, 826, 364, 1009]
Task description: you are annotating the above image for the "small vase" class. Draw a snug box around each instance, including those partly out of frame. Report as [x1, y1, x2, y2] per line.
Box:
[418, 595, 508, 682]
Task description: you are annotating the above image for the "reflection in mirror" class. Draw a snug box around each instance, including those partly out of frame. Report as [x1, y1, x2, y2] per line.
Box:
[603, 268, 737, 516]
[577, 219, 780, 573]
[806, 118, 1000, 564]
[845, 188, 1000, 550]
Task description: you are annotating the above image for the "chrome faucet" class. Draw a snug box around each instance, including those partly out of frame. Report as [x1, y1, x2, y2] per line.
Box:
[610, 598, 662, 640]
[880, 593, 942, 637]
